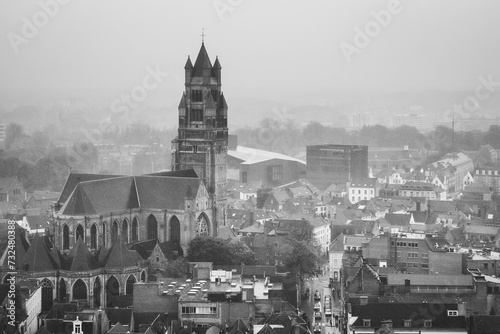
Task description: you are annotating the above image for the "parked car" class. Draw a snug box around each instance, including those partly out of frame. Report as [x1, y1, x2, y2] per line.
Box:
[325, 308, 332, 317]
[315, 311, 322, 319]
[314, 290, 321, 301]
[313, 324, 321, 333]
[314, 302, 321, 311]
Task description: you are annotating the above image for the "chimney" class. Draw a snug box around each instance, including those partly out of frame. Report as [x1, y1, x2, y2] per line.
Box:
[457, 302, 466, 316]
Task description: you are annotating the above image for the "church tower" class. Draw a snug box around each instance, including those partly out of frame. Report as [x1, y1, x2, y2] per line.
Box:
[171, 40, 228, 225]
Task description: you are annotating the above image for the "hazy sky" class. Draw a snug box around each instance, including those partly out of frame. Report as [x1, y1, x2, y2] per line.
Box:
[1, 0, 500, 102]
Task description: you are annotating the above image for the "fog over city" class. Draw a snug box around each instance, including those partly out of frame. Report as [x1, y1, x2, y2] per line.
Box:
[1, 0, 500, 130]
[3, 2, 500, 332]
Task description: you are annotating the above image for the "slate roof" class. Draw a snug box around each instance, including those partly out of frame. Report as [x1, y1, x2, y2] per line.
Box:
[67, 237, 99, 272]
[387, 273, 473, 286]
[289, 187, 312, 198]
[105, 308, 133, 326]
[99, 235, 139, 268]
[58, 173, 122, 204]
[428, 200, 457, 213]
[59, 174, 202, 216]
[21, 233, 60, 271]
[384, 213, 411, 226]
[128, 239, 158, 260]
[108, 322, 130, 334]
[26, 215, 51, 230]
[464, 225, 499, 236]
[228, 318, 250, 334]
[350, 177, 377, 188]
[351, 303, 467, 329]
[409, 211, 427, 223]
[158, 240, 184, 259]
[329, 234, 345, 252]
[256, 324, 277, 334]
[192, 43, 212, 78]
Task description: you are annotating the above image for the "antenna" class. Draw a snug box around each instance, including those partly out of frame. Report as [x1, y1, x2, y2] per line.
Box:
[201, 28, 205, 43]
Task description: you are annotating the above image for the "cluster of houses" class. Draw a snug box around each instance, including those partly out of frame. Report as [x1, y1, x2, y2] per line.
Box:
[1, 142, 500, 334]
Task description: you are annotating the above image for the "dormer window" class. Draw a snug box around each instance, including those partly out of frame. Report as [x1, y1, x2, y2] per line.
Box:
[363, 319, 371, 327]
[404, 319, 411, 327]
[424, 319, 432, 327]
[447, 310, 458, 316]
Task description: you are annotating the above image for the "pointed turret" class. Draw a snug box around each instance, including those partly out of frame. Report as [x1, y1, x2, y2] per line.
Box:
[192, 43, 213, 78]
[213, 56, 221, 69]
[218, 92, 228, 110]
[212, 56, 221, 83]
[21, 233, 60, 272]
[184, 56, 193, 69]
[100, 234, 138, 268]
[68, 237, 99, 271]
[185, 56, 193, 83]
[178, 93, 187, 109]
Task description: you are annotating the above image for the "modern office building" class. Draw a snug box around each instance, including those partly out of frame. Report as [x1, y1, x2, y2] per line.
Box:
[306, 144, 368, 190]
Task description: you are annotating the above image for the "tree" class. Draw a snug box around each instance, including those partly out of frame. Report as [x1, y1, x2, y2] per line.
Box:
[4, 123, 25, 150]
[276, 238, 320, 277]
[163, 258, 190, 278]
[187, 236, 255, 265]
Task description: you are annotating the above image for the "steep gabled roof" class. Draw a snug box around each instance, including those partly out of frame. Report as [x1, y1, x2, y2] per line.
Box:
[384, 213, 411, 226]
[58, 174, 202, 216]
[108, 322, 130, 334]
[100, 235, 138, 268]
[134, 176, 201, 210]
[228, 318, 249, 334]
[128, 239, 158, 260]
[21, 233, 59, 271]
[58, 173, 122, 204]
[68, 237, 99, 271]
[60, 176, 138, 216]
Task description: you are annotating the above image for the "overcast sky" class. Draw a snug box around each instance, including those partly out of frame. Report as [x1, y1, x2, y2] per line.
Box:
[1, 0, 500, 102]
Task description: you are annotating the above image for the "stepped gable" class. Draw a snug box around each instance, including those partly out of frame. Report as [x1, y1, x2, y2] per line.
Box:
[21, 233, 59, 271]
[58, 172, 122, 204]
[68, 237, 99, 271]
[100, 235, 138, 269]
